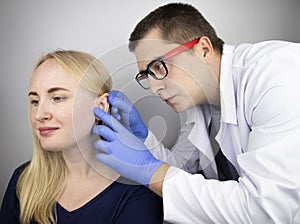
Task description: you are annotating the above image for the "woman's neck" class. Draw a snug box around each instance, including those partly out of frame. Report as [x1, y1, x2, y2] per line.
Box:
[62, 146, 95, 178]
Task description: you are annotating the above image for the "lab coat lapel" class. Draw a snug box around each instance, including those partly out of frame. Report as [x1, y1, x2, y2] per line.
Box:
[186, 105, 218, 176]
[215, 44, 240, 171]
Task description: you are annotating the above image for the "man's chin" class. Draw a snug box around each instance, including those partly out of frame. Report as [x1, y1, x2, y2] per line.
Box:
[175, 103, 199, 113]
[169, 104, 189, 113]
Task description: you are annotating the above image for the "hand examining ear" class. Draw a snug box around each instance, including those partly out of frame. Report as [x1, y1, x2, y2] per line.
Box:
[108, 90, 148, 142]
[93, 107, 162, 187]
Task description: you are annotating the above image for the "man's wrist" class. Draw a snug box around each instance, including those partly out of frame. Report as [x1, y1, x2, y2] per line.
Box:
[149, 163, 170, 197]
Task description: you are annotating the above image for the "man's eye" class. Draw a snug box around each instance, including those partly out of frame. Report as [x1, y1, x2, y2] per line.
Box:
[138, 73, 148, 81]
[153, 61, 164, 71]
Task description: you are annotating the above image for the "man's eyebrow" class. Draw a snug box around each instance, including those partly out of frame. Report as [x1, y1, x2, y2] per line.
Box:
[28, 87, 70, 96]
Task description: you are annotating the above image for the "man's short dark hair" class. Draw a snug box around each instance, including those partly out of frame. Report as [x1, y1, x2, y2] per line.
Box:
[129, 3, 224, 54]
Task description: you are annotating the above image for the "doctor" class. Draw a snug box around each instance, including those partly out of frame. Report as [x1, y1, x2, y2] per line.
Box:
[93, 3, 300, 223]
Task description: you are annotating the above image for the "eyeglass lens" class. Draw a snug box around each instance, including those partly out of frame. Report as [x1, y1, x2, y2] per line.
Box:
[137, 60, 167, 89]
[136, 72, 150, 89]
[148, 60, 167, 79]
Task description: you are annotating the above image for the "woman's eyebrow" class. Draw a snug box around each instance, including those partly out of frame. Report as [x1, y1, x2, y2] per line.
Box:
[28, 91, 38, 96]
[28, 87, 70, 96]
[47, 87, 70, 94]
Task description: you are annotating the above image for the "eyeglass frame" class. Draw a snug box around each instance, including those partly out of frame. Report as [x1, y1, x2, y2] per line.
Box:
[135, 38, 200, 89]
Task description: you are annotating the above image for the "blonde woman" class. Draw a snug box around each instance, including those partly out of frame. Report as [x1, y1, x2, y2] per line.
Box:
[0, 50, 163, 224]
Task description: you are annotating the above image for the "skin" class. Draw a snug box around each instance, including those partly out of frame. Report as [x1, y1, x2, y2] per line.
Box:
[134, 28, 223, 196]
[29, 59, 115, 211]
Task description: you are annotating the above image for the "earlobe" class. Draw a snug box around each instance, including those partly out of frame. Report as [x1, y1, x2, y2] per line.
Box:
[95, 93, 110, 113]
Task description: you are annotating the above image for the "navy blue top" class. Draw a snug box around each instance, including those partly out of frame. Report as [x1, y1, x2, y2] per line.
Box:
[0, 162, 163, 223]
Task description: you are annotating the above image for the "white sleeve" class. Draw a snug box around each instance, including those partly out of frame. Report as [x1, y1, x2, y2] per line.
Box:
[145, 125, 201, 174]
[163, 167, 250, 224]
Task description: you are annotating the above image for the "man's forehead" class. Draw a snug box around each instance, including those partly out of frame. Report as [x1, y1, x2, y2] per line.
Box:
[134, 39, 177, 61]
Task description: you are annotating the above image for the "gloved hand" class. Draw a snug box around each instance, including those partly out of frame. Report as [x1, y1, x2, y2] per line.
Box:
[93, 107, 162, 187]
[109, 90, 148, 141]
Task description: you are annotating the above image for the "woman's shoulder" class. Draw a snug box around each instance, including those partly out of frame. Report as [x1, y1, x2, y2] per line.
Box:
[112, 178, 154, 195]
[97, 177, 162, 208]
[111, 179, 163, 209]
[6, 161, 30, 188]
[0, 161, 31, 223]
[15, 161, 30, 172]
[12, 161, 30, 179]
[109, 181, 163, 223]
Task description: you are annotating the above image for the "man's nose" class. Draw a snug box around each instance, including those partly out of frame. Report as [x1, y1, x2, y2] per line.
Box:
[148, 75, 165, 95]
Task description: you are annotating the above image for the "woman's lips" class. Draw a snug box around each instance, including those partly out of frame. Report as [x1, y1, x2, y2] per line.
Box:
[38, 127, 59, 137]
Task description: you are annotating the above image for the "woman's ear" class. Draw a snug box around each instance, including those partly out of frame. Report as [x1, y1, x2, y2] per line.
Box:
[94, 92, 110, 113]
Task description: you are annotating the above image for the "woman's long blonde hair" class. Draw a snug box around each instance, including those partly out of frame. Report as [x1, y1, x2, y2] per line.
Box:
[16, 50, 112, 224]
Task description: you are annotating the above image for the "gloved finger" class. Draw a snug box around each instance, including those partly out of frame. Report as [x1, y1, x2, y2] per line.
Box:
[108, 90, 133, 113]
[94, 139, 112, 154]
[109, 90, 125, 103]
[93, 107, 122, 132]
[110, 106, 119, 114]
[110, 106, 121, 121]
[92, 125, 115, 141]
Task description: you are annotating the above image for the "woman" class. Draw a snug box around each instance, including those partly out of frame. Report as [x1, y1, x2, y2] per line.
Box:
[0, 50, 163, 224]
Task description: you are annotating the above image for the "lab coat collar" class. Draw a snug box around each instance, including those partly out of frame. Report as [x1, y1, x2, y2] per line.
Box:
[185, 104, 210, 125]
[219, 44, 237, 125]
[186, 105, 217, 173]
[186, 105, 210, 152]
[215, 45, 239, 169]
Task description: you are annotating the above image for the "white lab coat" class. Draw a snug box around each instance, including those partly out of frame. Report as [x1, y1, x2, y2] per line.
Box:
[145, 41, 300, 223]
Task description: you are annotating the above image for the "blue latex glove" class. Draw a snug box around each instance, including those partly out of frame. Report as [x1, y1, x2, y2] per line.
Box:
[93, 107, 162, 187]
[109, 90, 148, 141]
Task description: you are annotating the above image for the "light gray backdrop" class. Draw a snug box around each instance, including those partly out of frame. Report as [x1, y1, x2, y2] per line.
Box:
[1, 0, 300, 205]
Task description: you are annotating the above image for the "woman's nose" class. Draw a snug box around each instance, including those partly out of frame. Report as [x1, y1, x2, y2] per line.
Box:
[34, 102, 52, 121]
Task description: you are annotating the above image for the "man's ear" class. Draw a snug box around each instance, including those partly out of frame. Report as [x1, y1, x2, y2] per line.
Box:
[95, 92, 110, 113]
[193, 36, 214, 62]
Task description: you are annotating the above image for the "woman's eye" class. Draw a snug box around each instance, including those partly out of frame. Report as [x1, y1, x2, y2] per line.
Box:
[30, 100, 39, 106]
[52, 96, 66, 103]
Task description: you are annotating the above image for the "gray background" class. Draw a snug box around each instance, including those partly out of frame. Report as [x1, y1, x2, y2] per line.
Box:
[1, 0, 300, 205]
